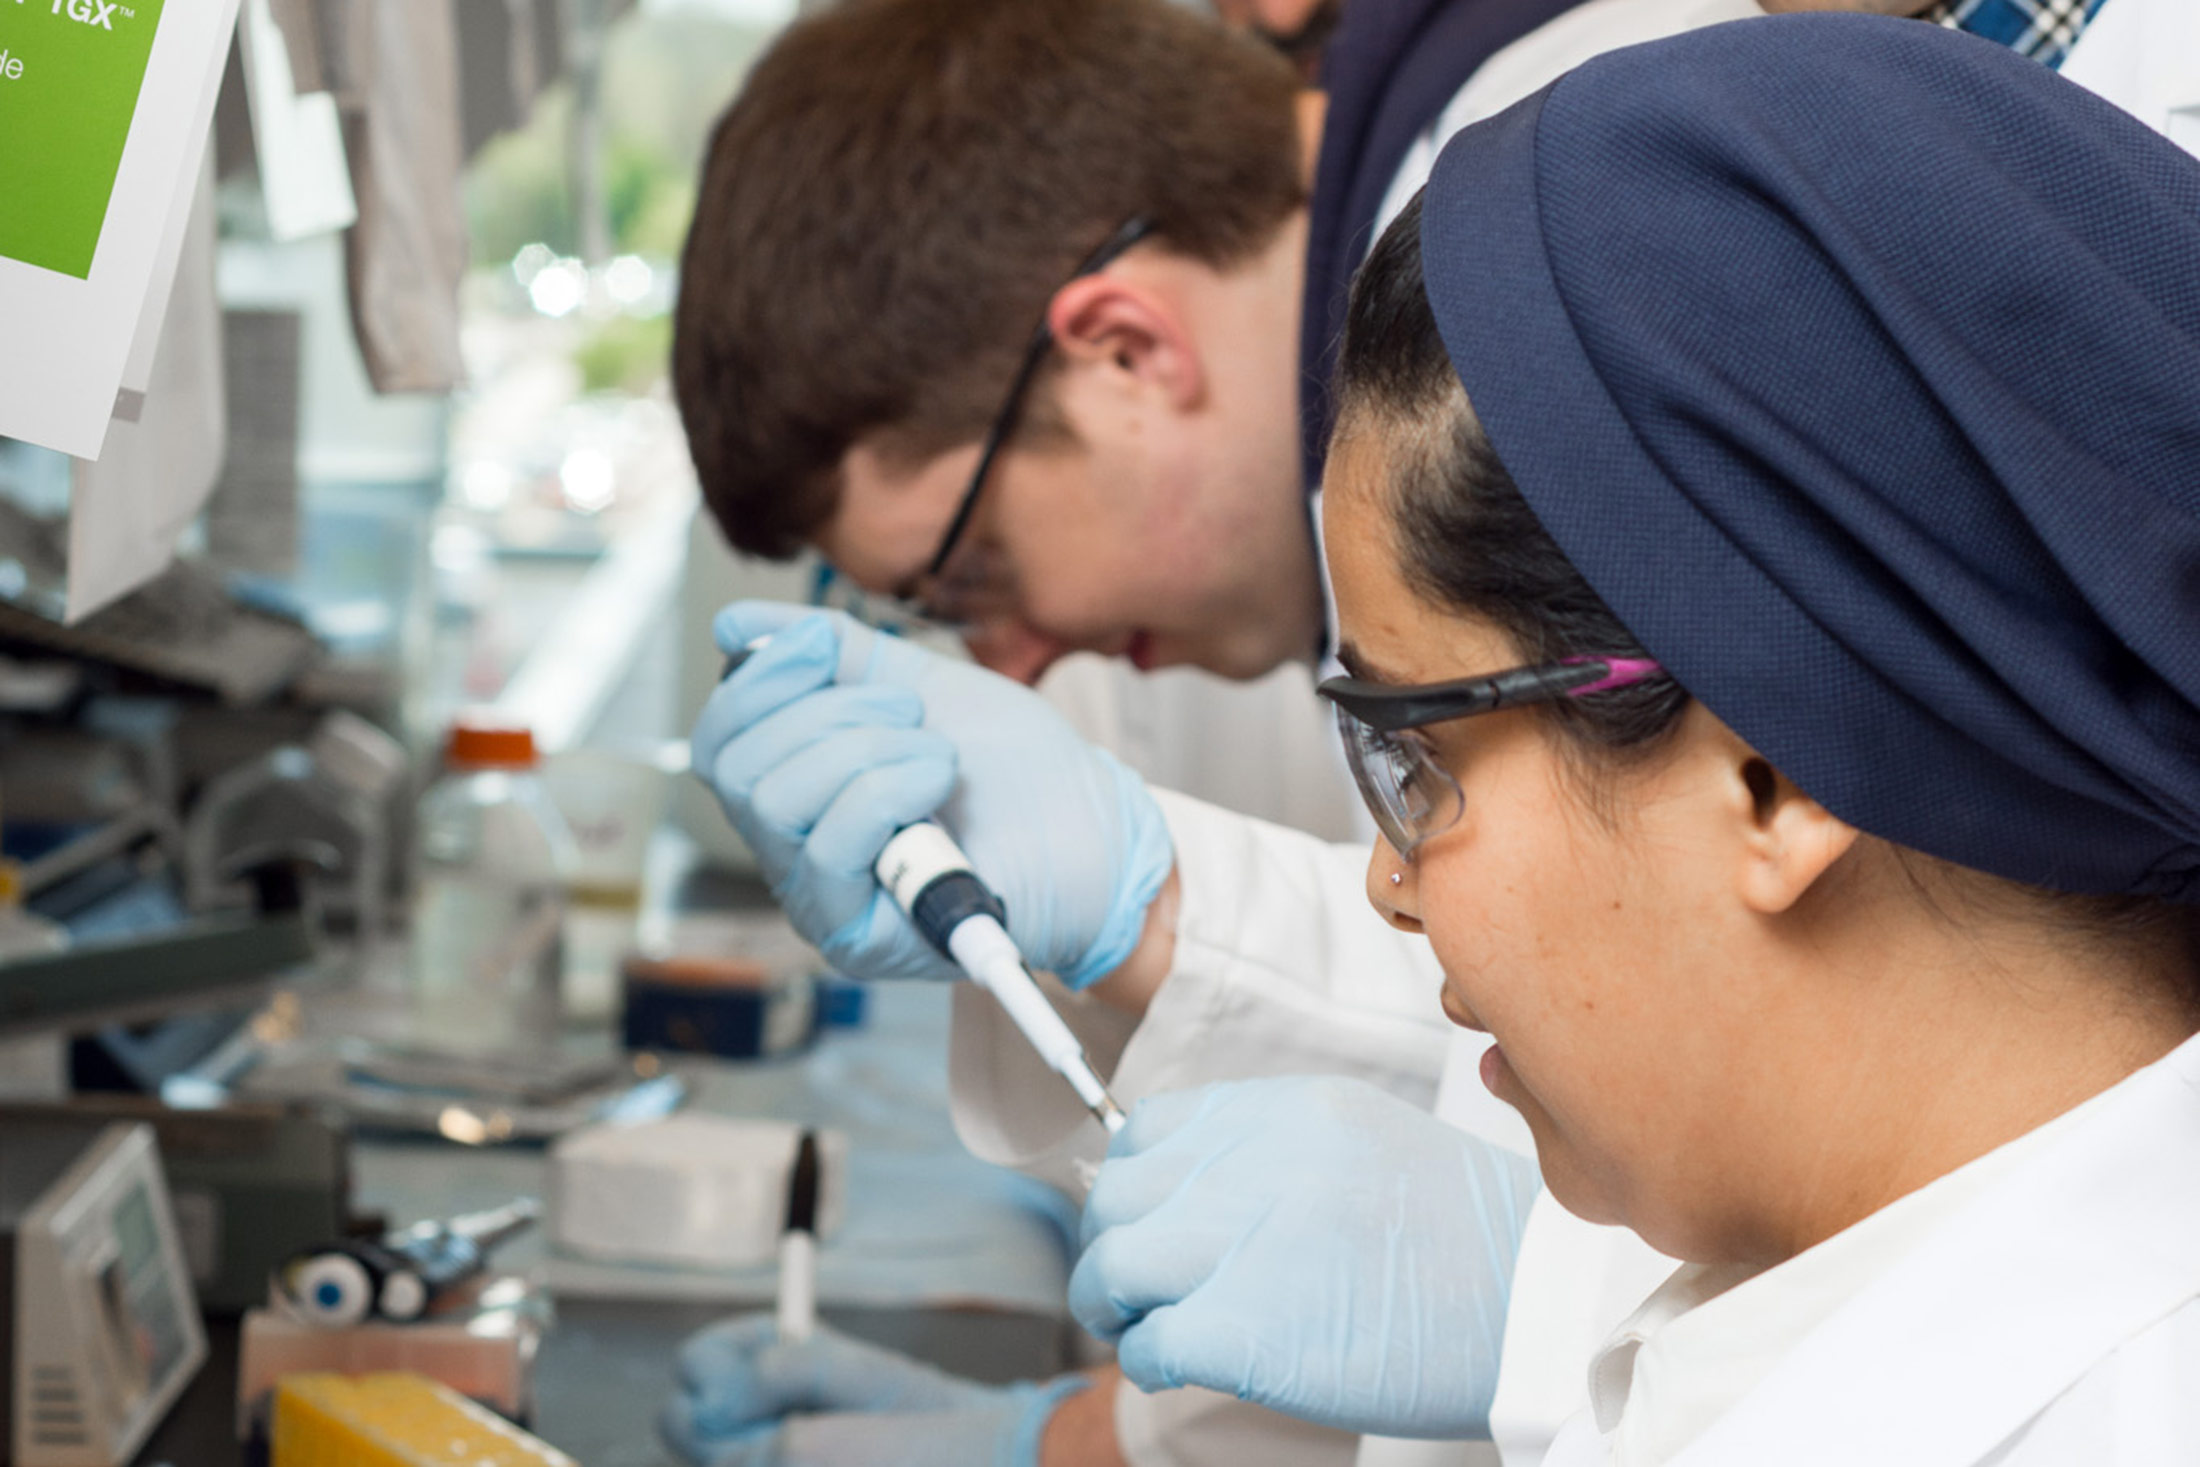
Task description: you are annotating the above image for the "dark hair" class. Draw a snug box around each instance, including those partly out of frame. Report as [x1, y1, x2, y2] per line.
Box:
[673, 0, 1306, 560]
[1333, 194, 2200, 995]
[1332, 193, 1691, 765]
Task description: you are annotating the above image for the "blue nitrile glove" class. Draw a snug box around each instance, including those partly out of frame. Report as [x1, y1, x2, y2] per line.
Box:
[1070, 1076, 1543, 1439]
[689, 602, 1172, 988]
[659, 1315, 1090, 1467]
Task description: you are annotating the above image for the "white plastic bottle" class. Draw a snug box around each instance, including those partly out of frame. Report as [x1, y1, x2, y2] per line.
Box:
[408, 719, 575, 1051]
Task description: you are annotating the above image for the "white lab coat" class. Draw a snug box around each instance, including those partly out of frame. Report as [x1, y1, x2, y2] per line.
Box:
[1539, 1032, 2200, 1466]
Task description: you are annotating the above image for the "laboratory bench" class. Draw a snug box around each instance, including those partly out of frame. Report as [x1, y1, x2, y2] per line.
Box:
[115, 866, 1085, 1467]
[135, 1300, 1076, 1467]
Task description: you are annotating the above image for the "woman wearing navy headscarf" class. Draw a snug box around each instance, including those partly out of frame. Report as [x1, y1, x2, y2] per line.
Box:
[1071, 14, 2200, 1463]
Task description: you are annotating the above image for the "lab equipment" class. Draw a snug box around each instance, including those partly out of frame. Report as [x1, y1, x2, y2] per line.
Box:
[0, 557, 317, 707]
[775, 1131, 820, 1345]
[660, 1315, 1087, 1467]
[815, 974, 867, 1029]
[0, 892, 66, 1104]
[236, 1283, 547, 1438]
[277, 1198, 541, 1328]
[540, 749, 670, 1023]
[183, 710, 407, 942]
[691, 602, 1171, 990]
[0, 852, 316, 1045]
[237, 1043, 683, 1145]
[1071, 1075, 1542, 1438]
[621, 952, 817, 1060]
[3, 794, 324, 1109]
[549, 1114, 847, 1271]
[344, 1048, 621, 1106]
[712, 623, 1130, 1133]
[874, 822, 1125, 1134]
[0, 1121, 206, 1467]
[542, 984, 1076, 1323]
[0, 1098, 350, 1315]
[408, 719, 574, 1050]
[270, 1372, 574, 1467]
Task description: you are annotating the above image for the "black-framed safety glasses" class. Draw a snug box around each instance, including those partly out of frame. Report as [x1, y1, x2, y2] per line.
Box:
[1318, 655, 1668, 859]
[890, 216, 1158, 628]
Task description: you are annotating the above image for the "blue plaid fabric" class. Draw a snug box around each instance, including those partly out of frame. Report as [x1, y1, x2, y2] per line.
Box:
[1921, 0, 2110, 69]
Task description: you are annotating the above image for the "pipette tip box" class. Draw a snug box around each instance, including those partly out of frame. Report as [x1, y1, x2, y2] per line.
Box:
[550, 1113, 847, 1269]
[270, 1371, 574, 1467]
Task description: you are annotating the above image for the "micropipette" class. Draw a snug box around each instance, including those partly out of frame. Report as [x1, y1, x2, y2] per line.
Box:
[723, 644, 1128, 1134]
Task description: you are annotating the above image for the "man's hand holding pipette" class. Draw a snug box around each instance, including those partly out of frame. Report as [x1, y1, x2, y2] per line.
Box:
[690, 602, 1174, 993]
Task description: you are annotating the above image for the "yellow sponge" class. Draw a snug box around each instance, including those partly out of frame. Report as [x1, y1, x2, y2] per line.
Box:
[271, 1372, 576, 1467]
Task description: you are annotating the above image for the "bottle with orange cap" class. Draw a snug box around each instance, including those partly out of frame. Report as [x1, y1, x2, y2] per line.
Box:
[408, 716, 576, 1051]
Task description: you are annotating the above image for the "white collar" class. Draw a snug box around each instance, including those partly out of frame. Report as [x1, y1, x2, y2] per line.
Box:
[1589, 1088, 2108, 1465]
[1586, 1036, 2200, 1466]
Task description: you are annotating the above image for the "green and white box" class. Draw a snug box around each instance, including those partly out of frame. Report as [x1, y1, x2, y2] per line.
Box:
[0, 0, 167, 280]
[0, 0, 238, 459]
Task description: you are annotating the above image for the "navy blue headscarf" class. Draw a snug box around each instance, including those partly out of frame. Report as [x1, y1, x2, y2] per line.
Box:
[1419, 14, 2200, 902]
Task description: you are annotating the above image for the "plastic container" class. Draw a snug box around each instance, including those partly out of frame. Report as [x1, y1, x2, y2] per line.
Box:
[408, 720, 575, 1052]
[550, 1114, 848, 1270]
[236, 1293, 546, 1438]
[540, 749, 669, 1025]
[619, 952, 817, 1059]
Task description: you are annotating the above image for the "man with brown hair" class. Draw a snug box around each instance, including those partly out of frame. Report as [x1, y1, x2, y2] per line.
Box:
[675, 0, 1325, 687]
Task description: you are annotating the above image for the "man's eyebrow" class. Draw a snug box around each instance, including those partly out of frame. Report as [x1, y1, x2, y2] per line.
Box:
[1334, 640, 1409, 685]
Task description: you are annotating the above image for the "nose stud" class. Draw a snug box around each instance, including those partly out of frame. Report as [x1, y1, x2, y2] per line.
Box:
[1389, 872, 1402, 886]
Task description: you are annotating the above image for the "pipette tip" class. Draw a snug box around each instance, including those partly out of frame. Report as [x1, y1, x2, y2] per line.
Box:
[1095, 1095, 1127, 1134]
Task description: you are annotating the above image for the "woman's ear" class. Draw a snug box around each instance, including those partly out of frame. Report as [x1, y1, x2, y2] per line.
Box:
[1046, 274, 1205, 411]
[1725, 748, 1861, 914]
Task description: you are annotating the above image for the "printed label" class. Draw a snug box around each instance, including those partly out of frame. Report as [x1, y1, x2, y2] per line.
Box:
[0, 0, 167, 279]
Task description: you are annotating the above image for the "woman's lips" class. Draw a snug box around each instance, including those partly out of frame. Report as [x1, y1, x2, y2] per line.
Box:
[1127, 631, 1156, 671]
[1441, 984, 1512, 1097]
[1439, 982, 1488, 1033]
[1479, 1042, 1513, 1098]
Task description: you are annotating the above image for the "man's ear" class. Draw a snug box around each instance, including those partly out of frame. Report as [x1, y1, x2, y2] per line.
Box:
[1723, 744, 1862, 915]
[1045, 274, 1205, 412]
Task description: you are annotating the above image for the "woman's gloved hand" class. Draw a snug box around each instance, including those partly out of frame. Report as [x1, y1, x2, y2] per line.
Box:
[689, 602, 1172, 989]
[1070, 1076, 1543, 1438]
[658, 1315, 1089, 1467]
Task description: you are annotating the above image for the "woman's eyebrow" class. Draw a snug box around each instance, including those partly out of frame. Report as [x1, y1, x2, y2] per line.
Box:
[1334, 641, 1409, 686]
